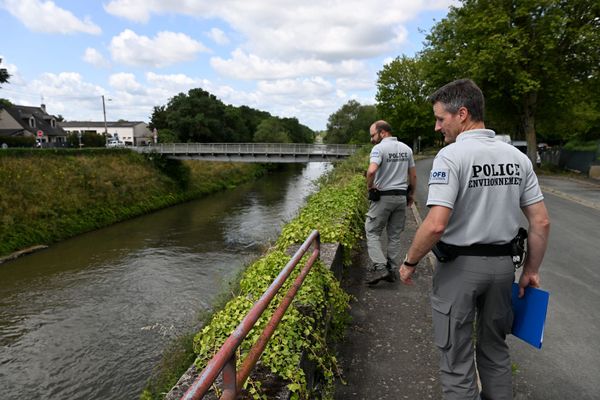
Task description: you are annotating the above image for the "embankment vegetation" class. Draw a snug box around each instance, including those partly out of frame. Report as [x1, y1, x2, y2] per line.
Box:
[141, 147, 370, 400]
[0, 148, 269, 259]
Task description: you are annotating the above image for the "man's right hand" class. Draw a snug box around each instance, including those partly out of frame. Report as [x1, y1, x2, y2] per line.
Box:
[517, 271, 540, 298]
[399, 265, 415, 285]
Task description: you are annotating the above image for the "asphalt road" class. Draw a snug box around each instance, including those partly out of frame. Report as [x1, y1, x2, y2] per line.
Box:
[414, 157, 600, 400]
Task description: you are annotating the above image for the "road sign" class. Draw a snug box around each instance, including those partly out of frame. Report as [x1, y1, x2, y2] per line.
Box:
[37, 130, 43, 137]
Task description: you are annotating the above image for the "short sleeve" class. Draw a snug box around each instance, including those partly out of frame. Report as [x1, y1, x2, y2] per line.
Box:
[369, 145, 383, 165]
[426, 152, 459, 209]
[520, 158, 544, 207]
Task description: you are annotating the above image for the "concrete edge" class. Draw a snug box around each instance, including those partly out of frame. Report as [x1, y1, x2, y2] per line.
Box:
[539, 184, 600, 211]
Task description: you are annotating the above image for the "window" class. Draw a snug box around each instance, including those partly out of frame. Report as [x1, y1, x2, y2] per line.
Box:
[29, 117, 36, 128]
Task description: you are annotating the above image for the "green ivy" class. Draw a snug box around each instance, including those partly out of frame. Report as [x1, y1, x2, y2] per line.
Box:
[189, 152, 368, 399]
[192, 251, 350, 399]
[276, 173, 367, 263]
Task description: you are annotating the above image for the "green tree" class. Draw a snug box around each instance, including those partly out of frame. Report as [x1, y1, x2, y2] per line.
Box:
[149, 105, 168, 131]
[325, 100, 377, 144]
[280, 117, 314, 143]
[155, 128, 177, 143]
[0, 58, 9, 87]
[421, 0, 600, 164]
[253, 118, 291, 143]
[165, 89, 227, 142]
[376, 56, 435, 150]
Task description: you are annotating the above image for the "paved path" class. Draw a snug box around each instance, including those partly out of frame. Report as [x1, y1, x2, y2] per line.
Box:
[334, 211, 442, 399]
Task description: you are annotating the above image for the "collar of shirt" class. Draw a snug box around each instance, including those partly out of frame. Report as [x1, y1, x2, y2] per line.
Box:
[381, 136, 398, 142]
[456, 129, 495, 143]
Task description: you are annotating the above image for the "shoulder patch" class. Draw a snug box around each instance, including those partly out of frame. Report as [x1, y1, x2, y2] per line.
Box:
[429, 168, 450, 184]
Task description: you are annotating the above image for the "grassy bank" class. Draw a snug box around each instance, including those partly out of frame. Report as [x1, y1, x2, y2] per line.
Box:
[0, 148, 269, 258]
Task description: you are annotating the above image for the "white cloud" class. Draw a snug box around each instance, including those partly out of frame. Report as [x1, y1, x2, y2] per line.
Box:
[336, 76, 375, 91]
[29, 72, 103, 98]
[109, 73, 146, 94]
[1, 0, 101, 34]
[98, 0, 455, 128]
[257, 77, 333, 96]
[83, 48, 110, 69]
[102, 0, 454, 61]
[109, 29, 210, 68]
[146, 72, 198, 89]
[211, 49, 365, 80]
[206, 28, 230, 46]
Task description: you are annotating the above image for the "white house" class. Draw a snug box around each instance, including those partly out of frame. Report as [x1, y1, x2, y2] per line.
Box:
[60, 121, 153, 146]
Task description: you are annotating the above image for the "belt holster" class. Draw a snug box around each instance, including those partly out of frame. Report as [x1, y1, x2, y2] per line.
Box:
[368, 189, 380, 201]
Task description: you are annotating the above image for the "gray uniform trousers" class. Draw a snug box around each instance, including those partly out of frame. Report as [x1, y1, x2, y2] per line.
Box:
[364, 195, 407, 270]
[431, 255, 514, 400]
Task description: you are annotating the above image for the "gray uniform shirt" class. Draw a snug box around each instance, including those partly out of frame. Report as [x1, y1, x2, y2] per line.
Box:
[370, 137, 415, 191]
[427, 129, 543, 246]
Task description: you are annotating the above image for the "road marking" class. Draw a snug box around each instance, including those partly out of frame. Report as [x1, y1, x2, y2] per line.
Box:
[540, 185, 600, 211]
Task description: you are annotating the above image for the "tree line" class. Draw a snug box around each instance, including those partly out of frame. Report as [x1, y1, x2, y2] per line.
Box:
[325, 0, 599, 165]
[149, 88, 314, 144]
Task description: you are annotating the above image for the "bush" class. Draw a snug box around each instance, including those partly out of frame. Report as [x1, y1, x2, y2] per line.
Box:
[563, 139, 599, 152]
[0, 135, 35, 148]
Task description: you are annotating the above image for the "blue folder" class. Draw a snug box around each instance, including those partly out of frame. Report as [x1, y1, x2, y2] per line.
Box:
[511, 283, 549, 349]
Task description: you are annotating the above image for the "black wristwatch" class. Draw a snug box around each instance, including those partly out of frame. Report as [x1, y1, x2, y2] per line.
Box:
[403, 256, 418, 267]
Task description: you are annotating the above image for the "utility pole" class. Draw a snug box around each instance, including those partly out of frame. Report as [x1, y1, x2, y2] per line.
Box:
[102, 95, 108, 138]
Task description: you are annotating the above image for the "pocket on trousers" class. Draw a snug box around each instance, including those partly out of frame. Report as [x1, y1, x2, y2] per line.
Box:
[431, 295, 452, 349]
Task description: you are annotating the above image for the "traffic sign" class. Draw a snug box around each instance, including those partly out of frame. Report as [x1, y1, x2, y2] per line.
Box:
[37, 130, 43, 137]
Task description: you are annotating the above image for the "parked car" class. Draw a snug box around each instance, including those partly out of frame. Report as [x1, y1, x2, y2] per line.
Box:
[512, 140, 541, 167]
[106, 139, 124, 148]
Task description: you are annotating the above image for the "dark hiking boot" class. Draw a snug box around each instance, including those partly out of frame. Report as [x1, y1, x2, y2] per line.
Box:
[366, 264, 393, 285]
[383, 262, 397, 282]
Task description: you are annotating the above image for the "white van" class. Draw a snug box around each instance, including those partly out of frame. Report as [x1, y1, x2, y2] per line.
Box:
[512, 140, 541, 167]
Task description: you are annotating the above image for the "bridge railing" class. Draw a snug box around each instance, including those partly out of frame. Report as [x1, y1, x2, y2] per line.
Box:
[181, 230, 321, 400]
[135, 143, 359, 157]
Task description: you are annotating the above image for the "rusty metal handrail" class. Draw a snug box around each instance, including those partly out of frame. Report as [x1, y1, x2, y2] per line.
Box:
[181, 230, 321, 400]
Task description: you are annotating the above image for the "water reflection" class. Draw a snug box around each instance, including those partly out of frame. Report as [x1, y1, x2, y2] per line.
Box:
[0, 162, 331, 400]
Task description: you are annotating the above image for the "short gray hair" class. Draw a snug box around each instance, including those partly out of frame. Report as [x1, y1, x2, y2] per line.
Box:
[428, 79, 485, 122]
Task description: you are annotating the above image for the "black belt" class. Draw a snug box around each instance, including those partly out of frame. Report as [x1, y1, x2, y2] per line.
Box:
[438, 241, 512, 257]
[379, 189, 407, 196]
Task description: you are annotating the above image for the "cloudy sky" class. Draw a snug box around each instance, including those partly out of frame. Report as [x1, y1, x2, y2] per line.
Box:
[0, 0, 455, 131]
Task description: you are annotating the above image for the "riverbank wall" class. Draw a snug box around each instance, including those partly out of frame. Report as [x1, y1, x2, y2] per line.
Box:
[0, 148, 270, 260]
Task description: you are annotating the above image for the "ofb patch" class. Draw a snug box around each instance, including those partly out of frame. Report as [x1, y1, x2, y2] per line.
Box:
[429, 168, 450, 184]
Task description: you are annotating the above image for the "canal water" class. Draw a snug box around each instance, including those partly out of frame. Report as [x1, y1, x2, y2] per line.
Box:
[0, 162, 332, 400]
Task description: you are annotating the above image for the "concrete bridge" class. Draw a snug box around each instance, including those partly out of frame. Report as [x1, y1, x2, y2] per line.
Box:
[132, 143, 361, 163]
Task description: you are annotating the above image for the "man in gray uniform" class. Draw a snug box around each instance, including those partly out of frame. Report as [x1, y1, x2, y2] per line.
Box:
[399, 79, 550, 399]
[365, 120, 416, 285]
